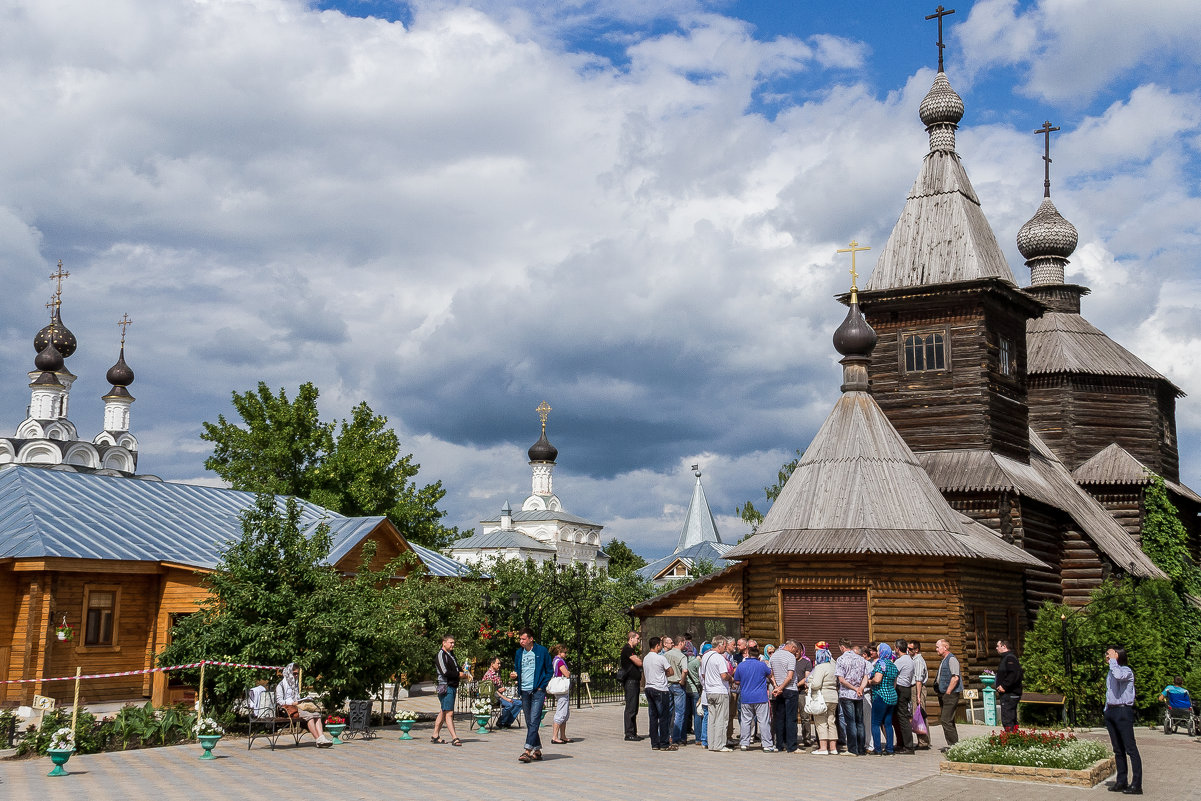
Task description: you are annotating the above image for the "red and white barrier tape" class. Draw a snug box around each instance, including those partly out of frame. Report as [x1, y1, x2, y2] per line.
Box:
[0, 659, 286, 684]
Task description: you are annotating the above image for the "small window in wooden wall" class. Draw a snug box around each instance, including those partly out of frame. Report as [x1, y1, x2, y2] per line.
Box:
[903, 332, 946, 372]
[999, 336, 1014, 376]
[82, 586, 120, 647]
[972, 609, 988, 661]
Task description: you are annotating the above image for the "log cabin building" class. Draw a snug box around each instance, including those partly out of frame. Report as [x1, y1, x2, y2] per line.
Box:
[0, 294, 465, 708]
[635, 37, 1197, 692]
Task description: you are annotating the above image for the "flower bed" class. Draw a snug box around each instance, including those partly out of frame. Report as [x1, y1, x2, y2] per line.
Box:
[941, 729, 1113, 787]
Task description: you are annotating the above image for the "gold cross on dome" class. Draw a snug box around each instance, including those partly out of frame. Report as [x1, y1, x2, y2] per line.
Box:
[536, 401, 552, 433]
[49, 260, 70, 300]
[45, 296, 60, 319]
[836, 240, 871, 303]
[118, 312, 133, 347]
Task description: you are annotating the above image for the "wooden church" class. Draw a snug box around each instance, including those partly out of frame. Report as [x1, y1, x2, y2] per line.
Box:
[635, 17, 1197, 687]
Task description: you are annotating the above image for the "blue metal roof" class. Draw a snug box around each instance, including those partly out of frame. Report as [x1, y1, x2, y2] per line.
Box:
[0, 464, 463, 576]
[636, 541, 733, 581]
[479, 509, 600, 527]
[450, 528, 556, 552]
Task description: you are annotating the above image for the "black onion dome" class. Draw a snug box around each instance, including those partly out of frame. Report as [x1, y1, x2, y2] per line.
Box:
[833, 301, 878, 357]
[34, 312, 77, 359]
[34, 340, 64, 373]
[106, 347, 135, 387]
[919, 72, 964, 128]
[1016, 197, 1078, 260]
[528, 431, 558, 463]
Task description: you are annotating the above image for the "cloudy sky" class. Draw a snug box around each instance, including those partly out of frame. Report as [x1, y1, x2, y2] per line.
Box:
[1, 0, 1199, 559]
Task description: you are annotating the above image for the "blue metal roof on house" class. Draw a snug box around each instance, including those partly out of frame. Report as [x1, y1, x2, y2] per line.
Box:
[0, 464, 464, 576]
[636, 541, 733, 581]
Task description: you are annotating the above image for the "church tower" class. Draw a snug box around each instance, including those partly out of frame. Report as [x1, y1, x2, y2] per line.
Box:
[856, 9, 1043, 463]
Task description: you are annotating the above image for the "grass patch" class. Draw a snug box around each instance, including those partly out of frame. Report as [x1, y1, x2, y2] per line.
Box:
[945, 728, 1109, 771]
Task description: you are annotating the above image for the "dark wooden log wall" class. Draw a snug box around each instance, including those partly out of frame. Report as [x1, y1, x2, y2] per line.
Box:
[957, 563, 1027, 683]
[1028, 374, 1179, 481]
[863, 292, 1031, 462]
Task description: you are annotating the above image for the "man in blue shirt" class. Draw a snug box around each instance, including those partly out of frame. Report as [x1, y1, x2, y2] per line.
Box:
[733, 646, 775, 751]
[512, 627, 552, 764]
[1104, 646, 1141, 794]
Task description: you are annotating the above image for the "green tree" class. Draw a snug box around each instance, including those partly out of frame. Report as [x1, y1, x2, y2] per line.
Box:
[604, 538, 648, 576]
[1021, 578, 1189, 723]
[202, 382, 457, 549]
[1142, 476, 1190, 582]
[161, 493, 486, 706]
[736, 449, 803, 530]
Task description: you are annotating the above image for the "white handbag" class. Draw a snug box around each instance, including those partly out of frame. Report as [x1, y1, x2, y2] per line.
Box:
[804, 686, 827, 715]
[547, 676, 571, 695]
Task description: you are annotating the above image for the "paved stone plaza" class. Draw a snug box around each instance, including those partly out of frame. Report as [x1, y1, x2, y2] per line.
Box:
[0, 705, 1194, 800]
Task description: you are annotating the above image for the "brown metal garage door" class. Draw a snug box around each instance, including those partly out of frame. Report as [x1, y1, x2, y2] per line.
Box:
[781, 590, 869, 649]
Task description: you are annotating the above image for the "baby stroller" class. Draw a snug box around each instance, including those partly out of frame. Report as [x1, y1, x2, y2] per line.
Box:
[1161, 685, 1198, 736]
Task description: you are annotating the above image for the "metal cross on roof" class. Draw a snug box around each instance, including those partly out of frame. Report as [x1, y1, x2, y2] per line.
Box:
[925, 5, 956, 72]
[49, 260, 70, 301]
[836, 240, 871, 303]
[1035, 120, 1061, 198]
[118, 312, 133, 347]
[44, 296, 60, 321]
[536, 400, 552, 432]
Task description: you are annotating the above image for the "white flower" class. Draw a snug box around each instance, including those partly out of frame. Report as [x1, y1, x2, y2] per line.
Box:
[48, 727, 74, 751]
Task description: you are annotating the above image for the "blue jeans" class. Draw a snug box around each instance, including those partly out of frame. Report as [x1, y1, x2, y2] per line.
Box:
[838, 697, 865, 755]
[700, 704, 709, 746]
[496, 697, 521, 728]
[683, 690, 698, 738]
[645, 687, 672, 749]
[669, 684, 686, 743]
[871, 701, 895, 753]
[519, 688, 545, 752]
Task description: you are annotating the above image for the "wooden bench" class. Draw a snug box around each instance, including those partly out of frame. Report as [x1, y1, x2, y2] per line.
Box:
[1018, 692, 1067, 723]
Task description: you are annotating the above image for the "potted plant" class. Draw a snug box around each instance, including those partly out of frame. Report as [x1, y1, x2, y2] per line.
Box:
[325, 715, 347, 744]
[396, 709, 417, 740]
[46, 727, 74, 777]
[470, 699, 491, 734]
[195, 716, 224, 760]
[54, 617, 74, 642]
[980, 669, 997, 687]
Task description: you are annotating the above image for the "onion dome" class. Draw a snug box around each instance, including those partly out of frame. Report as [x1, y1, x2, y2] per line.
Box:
[919, 72, 964, 153]
[528, 429, 558, 463]
[34, 339, 64, 373]
[106, 347, 135, 388]
[34, 311, 77, 359]
[1017, 198, 1078, 261]
[833, 301, 878, 358]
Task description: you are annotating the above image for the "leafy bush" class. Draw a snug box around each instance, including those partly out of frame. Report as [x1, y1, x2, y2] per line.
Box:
[946, 728, 1109, 770]
[17, 709, 106, 756]
[1021, 578, 1190, 723]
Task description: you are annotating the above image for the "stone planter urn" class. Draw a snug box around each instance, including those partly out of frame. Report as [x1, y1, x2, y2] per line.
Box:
[474, 715, 490, 734]
[981, 675, 996, 688]
[198, 734, 222, 760]
[46, 748, 74, 777]
[397, 720, 415, 740]
[326, 723, 347, 744]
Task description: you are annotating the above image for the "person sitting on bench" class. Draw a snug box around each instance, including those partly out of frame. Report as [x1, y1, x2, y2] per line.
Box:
[276, 662, 332, 747]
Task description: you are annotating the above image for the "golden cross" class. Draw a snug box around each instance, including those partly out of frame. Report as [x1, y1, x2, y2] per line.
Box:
[45, 295, 60, 320]
[49, 260, 70, 300]
[925, 5, 956, 72]
[836, 240, 871, 302]
[118, 312, 133, 347]
[1034, 120, 1060, 198]
[535, 401, 552, 433]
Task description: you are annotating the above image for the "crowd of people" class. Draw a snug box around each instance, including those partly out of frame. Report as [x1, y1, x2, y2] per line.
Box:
[619, 630, 1000, 756]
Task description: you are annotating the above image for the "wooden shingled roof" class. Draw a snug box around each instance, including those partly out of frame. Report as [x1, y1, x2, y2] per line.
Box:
[723, 391, 1045, 569]
[917, 431, 1167, 579]
[865, 151, 1018, 292]
[1073, 443, 1201, 504]
[1027, 311, 1183, 395]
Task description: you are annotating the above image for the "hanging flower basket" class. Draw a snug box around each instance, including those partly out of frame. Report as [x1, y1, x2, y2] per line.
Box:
[55, 624, 74, 642]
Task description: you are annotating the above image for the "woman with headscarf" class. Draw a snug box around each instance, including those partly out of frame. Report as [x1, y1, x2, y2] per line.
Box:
[869, 642, 899, 756]
[275, 662, 332, 746]
[806, 643, 839, 754]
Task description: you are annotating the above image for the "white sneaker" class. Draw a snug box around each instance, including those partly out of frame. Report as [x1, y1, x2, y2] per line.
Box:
[740, 745, 748, 751]
[813, 749, 829, 755]
[717, 747, 733, 752]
